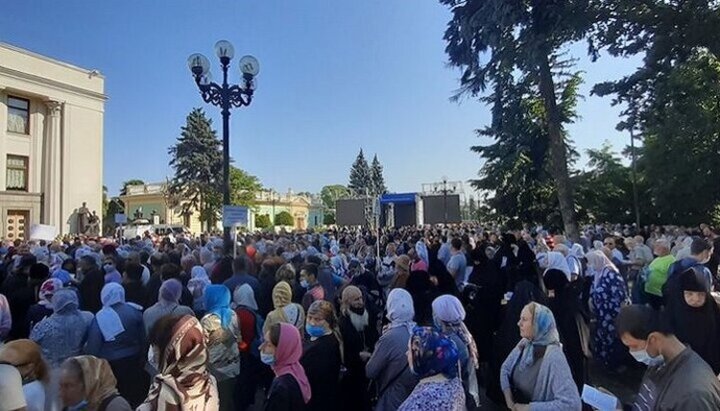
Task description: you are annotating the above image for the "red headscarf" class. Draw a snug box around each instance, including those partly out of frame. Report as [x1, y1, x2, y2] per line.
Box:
[273, 323, 311, 403]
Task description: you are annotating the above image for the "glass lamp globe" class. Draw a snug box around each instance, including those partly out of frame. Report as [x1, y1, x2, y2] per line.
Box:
[187, 53, 210, 75]
[239, 55, 260, 76]
[215, 40, 235, 60]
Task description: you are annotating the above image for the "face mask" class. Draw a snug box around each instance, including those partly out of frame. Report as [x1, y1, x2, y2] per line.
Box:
[260, 352, 276, 366]
[103, 264, 114, 273]
[66, 400, 89, 411]
[630, 347, 664, 367]
[306, 324, 327, 337]
[349, 306, 365, 315]
[300, 279, 309, 289]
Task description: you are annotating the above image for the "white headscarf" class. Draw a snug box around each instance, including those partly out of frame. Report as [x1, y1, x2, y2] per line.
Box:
[586, 250, 618, 287]
[232, 283, 258, 311]
[96, 283, 126, 342]
[386, 288, 415, 334]
[544, 251, 572, 280]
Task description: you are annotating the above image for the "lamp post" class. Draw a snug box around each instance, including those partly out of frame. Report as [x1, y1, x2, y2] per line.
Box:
[187, 40, 259, 252]
[434, 176, 457, 224]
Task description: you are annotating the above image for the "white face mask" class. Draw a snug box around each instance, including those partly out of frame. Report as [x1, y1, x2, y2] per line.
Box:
[630, 347, 664, 367]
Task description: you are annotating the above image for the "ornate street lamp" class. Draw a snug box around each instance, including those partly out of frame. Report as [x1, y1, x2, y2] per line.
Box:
[187, 40, 259, 251]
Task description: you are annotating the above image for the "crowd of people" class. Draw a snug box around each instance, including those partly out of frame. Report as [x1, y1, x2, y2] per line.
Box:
[0, 222, 719, 411]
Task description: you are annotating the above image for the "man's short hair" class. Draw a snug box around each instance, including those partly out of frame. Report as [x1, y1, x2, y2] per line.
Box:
[301, 263, 319, 279]
[125, 262, 144, 282]
[160, 263, 181, 280]
[691, 237, 713, 255]
[616, 305, 672, 340]
[232, 255, 248, 273]
[451, 238, 462, 250]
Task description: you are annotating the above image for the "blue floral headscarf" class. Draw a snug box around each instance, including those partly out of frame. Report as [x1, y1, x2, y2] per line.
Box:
[520, 302, 560, 367]
[409, 326, 460, 379]
[204, 284, 233, 328]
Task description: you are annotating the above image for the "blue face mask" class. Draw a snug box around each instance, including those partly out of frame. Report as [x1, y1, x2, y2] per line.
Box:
[103, 264, 114, 273]
[300, 279, 309, 289]
[260, 352, 275, 366]
[67, 400, 89, 411]
[630, 348, 664, 367]
[306, 324, 327, 338]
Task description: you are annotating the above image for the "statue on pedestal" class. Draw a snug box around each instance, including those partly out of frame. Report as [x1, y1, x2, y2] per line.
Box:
[76, 202, 90, 234]
[86, 210, 100, 236]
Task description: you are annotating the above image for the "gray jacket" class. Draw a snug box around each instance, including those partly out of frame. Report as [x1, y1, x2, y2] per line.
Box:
[501, 343, 581, 411]
[366, 326, 419, 411]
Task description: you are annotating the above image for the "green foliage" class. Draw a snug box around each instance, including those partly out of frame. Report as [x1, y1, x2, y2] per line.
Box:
[168, 108, 223, 231]
[637, 50, 720, 225]
[275, 211, 294, 226]
[320, 185, 351, 210]
[324, 212, 336, 225]
[348, 149, 371, 195]
[370, 154, 387, 196]
[119, 179, 145, 196]
[229, 166, 262, 207]
[255, 214, 271, 229]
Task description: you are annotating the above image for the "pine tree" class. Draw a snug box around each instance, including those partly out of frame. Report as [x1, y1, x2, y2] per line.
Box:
[168, 108, 223, 231]
[370, 154, 387, 196]
[348, 149, 371, 195]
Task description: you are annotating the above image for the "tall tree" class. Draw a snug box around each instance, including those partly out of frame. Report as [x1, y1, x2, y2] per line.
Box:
[320, 185, 351, 210]
[348, 149, 371, 196]
[229, 166, 262, 207]
[370, 154, 387, 196]
[440, 0, 594, 240]
[168, 108, 223, 232]
[119, 179, 145, 196]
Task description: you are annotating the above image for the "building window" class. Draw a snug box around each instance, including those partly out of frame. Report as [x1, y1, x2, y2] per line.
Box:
[6, 155, 28, 191]
[7, 96, 30, 134]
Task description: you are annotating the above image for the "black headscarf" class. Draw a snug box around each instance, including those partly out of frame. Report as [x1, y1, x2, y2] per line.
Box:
[667, 266, 720, 374]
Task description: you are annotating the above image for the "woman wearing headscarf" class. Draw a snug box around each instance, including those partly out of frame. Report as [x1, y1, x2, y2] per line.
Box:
[58, 355, 132, 411]
[201, 284, 240, 411]
[31, 289, 94, 368]
[338, 285, 379, 411]
[261, 323, 312, 410]
[0, 339, 50, 411]
[366, 289, 419, 410]
[665, 266, 720, 374]
[431, 295, 480, 409]
[500, 302, 581, 411]
[542, 267, 586, 392]
[587, 250, 629, 370]
[397, 326, 465, 411]
[233, 283, 266, 411]
[264, 281, 306, 333]
[543, 252, 571, 281]
[390, 255, 411, 290]
[188, 265, 211, 314]
[300, 300, 343, 411]
[143, 279, 195, 335]
[26, 278, 62, 333]
[138, 315, 219, 410]
[486, 280, 548, 406]
[85, 283, 147, 407]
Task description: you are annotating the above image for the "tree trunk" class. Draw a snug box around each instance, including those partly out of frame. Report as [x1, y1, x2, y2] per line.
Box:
[537, 51, 580, 242]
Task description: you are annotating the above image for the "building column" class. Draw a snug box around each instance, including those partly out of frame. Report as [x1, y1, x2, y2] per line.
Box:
[43, 101, 63, 232]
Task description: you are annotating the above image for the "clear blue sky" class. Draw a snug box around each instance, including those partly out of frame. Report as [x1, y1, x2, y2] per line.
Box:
[1, 1, 642, 197]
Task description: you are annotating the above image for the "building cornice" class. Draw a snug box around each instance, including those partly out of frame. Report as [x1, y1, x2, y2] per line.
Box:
[0, 42, 105, 79]
[0, 66, 107, 102]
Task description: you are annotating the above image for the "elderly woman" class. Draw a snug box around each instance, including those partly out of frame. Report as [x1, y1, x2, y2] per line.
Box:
[301, 300, 343, 411]
[59, 355, 132, 411]
[233, 284, 265, 411]
[143, 279, 195, 335]
[137, 315, 219, 410]
[0, 340, 50, 411]
[201, 284, 241, 411]
[500, 302, 581, 411]
[261, 323, 312, 410]
[264, 281, 306, 333]
[587, 250, 629, 370]
[432, 294, 479, 408]
[85, 283, 147, 407]
[26, 278, 62, 332]
[188, 266, 212, 314]
[366, 288, 419, 410]
[397, 326, 465, 411]
[30, 289, 93, 368]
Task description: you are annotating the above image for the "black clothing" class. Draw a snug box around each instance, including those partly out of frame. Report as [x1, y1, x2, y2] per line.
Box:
[338, 313, 379, 411]
[2, 273, 35, 339]
[405, 270, 439, 326]
[145, 274, 162, 307]
[123, 281, 147, 309]
[257, 272, 276, 318]
[78, 268, 104, 313]
[465, 261, 504, 363]
[301, 334, 342, 411]
[25, 304, 53, 334]
[264, 374, 306, 411]
[543, 269, 586, 391]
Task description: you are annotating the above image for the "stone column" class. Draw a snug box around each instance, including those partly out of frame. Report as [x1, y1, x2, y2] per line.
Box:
[43, 101, 63, 232]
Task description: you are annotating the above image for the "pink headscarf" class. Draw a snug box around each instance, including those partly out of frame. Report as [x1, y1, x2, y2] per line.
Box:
[273, 323, 311, 404]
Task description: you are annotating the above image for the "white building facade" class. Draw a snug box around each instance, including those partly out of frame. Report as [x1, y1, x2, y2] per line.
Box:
[0, 43, 106, 240]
